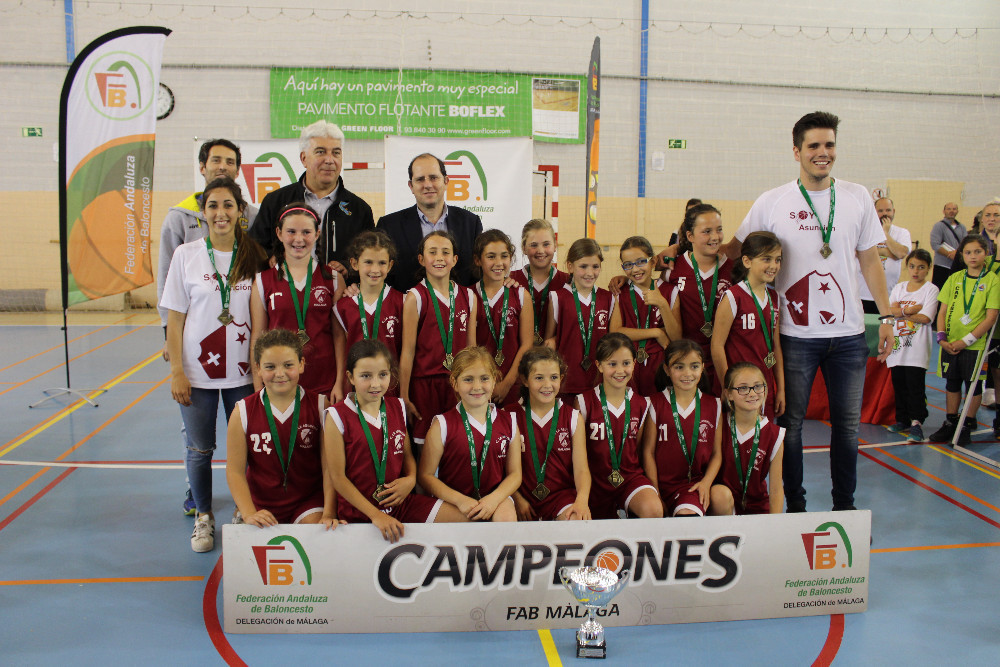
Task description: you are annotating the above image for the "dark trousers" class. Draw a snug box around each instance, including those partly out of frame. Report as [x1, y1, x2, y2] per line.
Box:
[890, 365, 928, 425]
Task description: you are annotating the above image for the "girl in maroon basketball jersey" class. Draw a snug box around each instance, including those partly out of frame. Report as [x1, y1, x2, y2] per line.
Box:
[711, 232, 785, 419]
[326, 340, 466, 543]
[578, 333, 662, 520]
[544, 238, 616, 403]
[250, 203, 346, 402]
[668, 204, 734, 395]
[644, 339, 726, 517]
[511, 218, 569, 346]
[508, 346, 591, 521]
[418, 348, 522, 521]
[334, 231, 405, 394]
[714, 363, 785, 515]
[610, 236, 681, 397]
[399, 231, 478, 444]
[226, 329, 334, 529]
[473, 229, 533, 406]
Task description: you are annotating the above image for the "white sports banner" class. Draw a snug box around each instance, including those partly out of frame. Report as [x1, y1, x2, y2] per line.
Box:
[222, 511, 870, 634]
[384, 136, 533, 267]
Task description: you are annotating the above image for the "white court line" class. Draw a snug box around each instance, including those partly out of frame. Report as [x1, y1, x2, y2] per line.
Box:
[0, 460, 226, 470]
[804, 429, 995, 453]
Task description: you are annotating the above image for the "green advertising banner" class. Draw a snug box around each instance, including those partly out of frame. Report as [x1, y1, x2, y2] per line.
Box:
[270, 68, 585, 144]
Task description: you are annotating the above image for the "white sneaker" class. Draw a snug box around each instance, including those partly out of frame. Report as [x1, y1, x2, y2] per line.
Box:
[983, 388, 996, 408]
[232, 509, 244, 525]
[191, 514, 215, 552]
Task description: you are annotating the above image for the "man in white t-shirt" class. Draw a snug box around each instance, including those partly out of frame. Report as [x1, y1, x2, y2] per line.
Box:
[858, 197, 912, 313]
[723, 111, 893, 513]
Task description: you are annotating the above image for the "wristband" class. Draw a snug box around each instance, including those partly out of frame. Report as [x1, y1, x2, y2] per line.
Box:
[963, 333, 978, 347]
[878, 314, 895, 324]
[937, 332, 947, 343]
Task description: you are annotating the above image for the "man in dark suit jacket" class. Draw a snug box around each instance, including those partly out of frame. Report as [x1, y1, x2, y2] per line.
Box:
[377, 153, 483, 292]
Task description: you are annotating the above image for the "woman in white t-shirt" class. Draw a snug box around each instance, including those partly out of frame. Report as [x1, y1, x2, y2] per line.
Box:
[161, 177, 267, 553]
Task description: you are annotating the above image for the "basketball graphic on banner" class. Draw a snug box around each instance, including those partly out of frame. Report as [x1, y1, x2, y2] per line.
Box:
[68, 189, 149, 300]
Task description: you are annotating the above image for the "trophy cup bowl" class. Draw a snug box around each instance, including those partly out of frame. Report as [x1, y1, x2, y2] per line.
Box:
[559, 565, 631, 659]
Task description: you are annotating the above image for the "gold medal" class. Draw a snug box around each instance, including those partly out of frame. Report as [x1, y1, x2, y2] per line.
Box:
[494, 351, 505, 367]
[372, 484, 385, 502]
[217, 309, 234, 326]
[636, 348, 649, 364]
[533, 331, 544, 345]
[700, 322, 713, 337]
[443, 353, 454, 370]
[764, 352, 776, 368]
[297, 329, 310, 345]
[608, 470, 624, 487]
[820, 243, 832, 259]
[581, 358, 592, 371]
[532, 484, 550, 501]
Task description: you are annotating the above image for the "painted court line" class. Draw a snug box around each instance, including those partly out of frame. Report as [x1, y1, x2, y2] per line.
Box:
[538, 628, 563, 666]
[873, 447, 1000, 513]
[0, 460, 225, 470]
[204, 555, 248, 667]
[929, 444, 1000, 479]
[810, 614, 844, 667]
[872, 542, 1000, 554]
[0, 575, 204, 586]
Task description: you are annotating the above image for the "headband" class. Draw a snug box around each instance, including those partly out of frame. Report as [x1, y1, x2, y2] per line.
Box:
[279, 207, 319, 223]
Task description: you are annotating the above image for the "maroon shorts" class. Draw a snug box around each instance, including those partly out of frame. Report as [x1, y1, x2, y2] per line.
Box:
[663, 485, 705, 516]
[524, 487, 578, 521]
[340, 492, 442, 524]
[263, 492, 326, 524]
[410, 375, 456, 443]
[590, 472, 656, 520]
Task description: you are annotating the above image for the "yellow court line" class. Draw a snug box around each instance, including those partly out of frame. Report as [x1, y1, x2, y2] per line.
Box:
[872, 542, 1000, 554]
[0, 576, 204, 586]
[928, 445, 1000, 481]
[0, 352, 160, 458]
[538, 629, 563, 666]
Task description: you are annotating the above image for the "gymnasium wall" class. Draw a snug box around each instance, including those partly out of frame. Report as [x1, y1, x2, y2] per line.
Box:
[1, 1, 998, 307]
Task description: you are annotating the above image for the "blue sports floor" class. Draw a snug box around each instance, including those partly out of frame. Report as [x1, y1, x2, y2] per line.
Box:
[1, 314, 998, 665]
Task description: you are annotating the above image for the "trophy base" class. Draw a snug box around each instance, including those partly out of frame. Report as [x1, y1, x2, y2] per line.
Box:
[576, 640, 607, 659]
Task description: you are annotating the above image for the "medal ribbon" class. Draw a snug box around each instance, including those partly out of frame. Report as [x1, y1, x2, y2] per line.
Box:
[205, 236, 238, 316]
[689, 254, 720, 331]
[528, 267, 555, 338]
[628, 286, 652, 354]
[744, 281, 776, 355]
[480, 282, 509, 355]
[797, 177, 836, 250]
[668, 388, 701, 478]
[425, 279, 456, 361]
[459, 404, 493, 499]
[261, 388, 301, 488]
[571, 282, 597, 362]
[730, 414, 761, 508]
[359, 287, 386, 340]
[357, 397, 389, 491]
[525, 398, 560, 489]
[599, 385, 630, 474]
[283, 258, 313, 334]
[962, 270, 985, 317]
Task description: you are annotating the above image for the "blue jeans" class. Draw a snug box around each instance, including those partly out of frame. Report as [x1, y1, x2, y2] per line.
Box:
[779, 333, 868, 508]
[180, 384, 254, 514]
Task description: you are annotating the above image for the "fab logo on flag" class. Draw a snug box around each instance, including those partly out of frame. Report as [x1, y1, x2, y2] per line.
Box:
[240, 152, 299, 204]
[801, 521, 853, 571]
[86, 51, 156, 121]
[253, 535, 313, 586]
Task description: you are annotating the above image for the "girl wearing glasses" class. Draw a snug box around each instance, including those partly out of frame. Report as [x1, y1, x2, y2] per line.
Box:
[715, 362, 785, 515]
[711, 232, 785, 419]
[610, 236, 681, 396]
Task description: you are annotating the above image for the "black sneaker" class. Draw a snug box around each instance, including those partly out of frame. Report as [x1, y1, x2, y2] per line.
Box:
[957, 424, 973, 447]
[928, 420, 957, 443]
[993, 419, 1000, 440]
[833, 504, 858, 511]
[787, 498, 806, 513]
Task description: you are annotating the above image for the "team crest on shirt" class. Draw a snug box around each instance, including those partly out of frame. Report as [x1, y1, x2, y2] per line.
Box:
[504, 307, 518, 328]
[627, 416, 640, 438]
[458, 311, 469, 331]
[312, 286, 332, 307]
[384, 315, 400, 337]
[496, 435, 510, 458]
[392, 430, 405, 455]
[784, 271, 845, 327]
[699, 419, 713, 442]
[557, 428, 571, 451]
[298, 424, 319, 448]
[597, 309, 609, 328]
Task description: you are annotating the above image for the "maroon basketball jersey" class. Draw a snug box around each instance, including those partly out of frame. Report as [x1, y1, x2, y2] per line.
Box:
[551, 286, 615, 395]
[719, 416, 783, 514]
[509, 399, 579, 502]
[669, 252, 732, 392]
[435, 405, 515, 498]
[409, 281, 474, 379]
[240, 388, 325, 516]
[329, 395, 410, 521]
[474, 284, 524, 379]
[618, 280, 669, 397]
[512, 267, 569, 334]
[334, 286, 405, 362]
[648, 389, 720, 493]
[257, 264, 338, 394]
[723, 282, 780, 419]
[578, 387, 649, 497]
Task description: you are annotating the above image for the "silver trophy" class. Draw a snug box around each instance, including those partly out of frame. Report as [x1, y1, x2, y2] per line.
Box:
[559, 565, 631, 659]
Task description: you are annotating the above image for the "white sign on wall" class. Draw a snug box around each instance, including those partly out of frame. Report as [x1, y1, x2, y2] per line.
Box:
[223, 511, 870, 634]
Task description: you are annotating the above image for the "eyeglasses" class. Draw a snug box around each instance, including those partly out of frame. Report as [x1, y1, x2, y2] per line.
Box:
[732, 383, 766, 395]
[621, 258, 650, 271]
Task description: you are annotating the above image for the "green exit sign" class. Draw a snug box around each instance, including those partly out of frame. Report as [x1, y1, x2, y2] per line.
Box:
[668, 139, 686, 149]
[22, 127, 43, 137]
